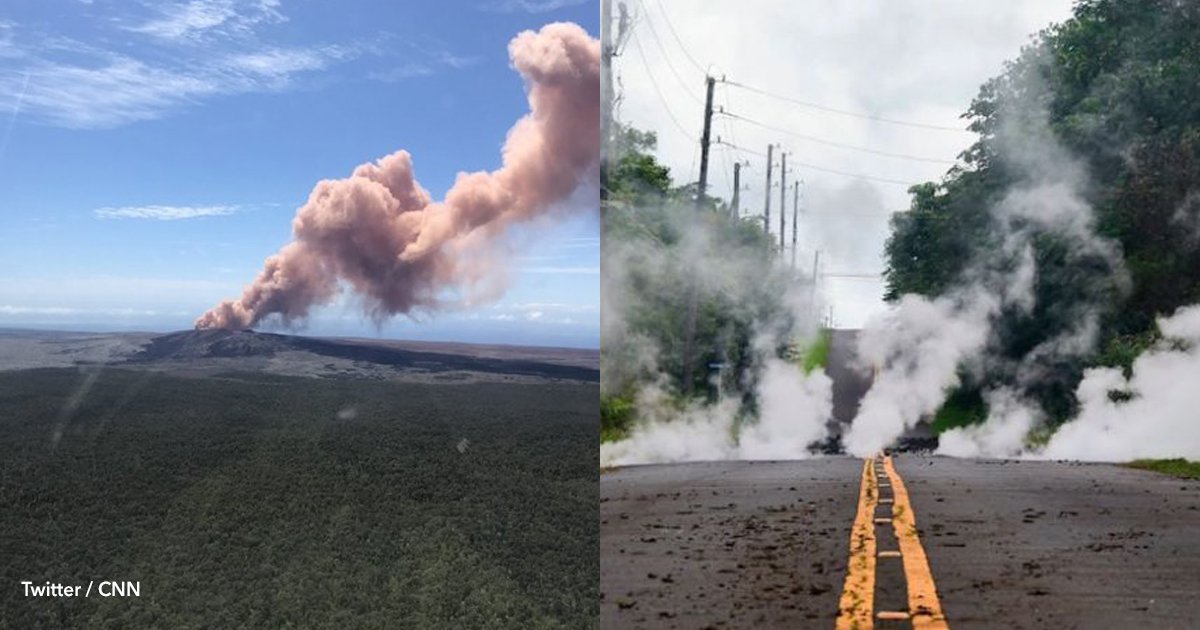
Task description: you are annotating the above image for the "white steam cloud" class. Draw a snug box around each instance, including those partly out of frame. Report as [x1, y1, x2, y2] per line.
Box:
[600, 359, 833, 466]
[843, 290, 997, 457]
[846, 69, 1136, 460]
[600, 200, 832, 467]
[1039, 305, 1200, 461]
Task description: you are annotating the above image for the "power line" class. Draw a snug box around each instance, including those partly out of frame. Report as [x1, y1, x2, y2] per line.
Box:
[717, 87, 739, 201]
[721, 78, 971, 133]
[713, 90, 753, 186]
[824, 270, 885, 276]
[719, 110, 955, 165]
[716, 140, 767, 158]
[808, 210, 897, 219]
[714, 139, 919, 187]
[635, 0, 704, 105]
[629, 31, 697, 142]
[719, 146, 732, 195]
[823, 273, 885, 280]
[652, 0, 706, 75]
[714, 140, 754, 163]
[789, 157, 918, 187]
[717, 126, 733, 197]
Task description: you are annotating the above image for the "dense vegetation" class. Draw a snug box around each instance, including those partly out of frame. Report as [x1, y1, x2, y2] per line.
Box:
[1127, 458, 1200, 480]
[0, 368, 597, 629]
[800, 329, 833, 375]
[601, 124, 802, 437]
[885, 0, 1200, 428]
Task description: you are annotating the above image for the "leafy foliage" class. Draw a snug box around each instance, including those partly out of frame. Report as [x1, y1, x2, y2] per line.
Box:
[1127, 458, 1200, 479]
[800, 329, 833, 375]
[599, 394, 635, 443]
[605, 125, 673, 207]
[0, 368, 598, 629]
[929, 386, 988, 435]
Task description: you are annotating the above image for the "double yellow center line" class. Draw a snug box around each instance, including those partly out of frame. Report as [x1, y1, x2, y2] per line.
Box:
[836, 455, 948, 629]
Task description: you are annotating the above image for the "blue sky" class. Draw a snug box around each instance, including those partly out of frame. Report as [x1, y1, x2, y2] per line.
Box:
[0, 0, 599, 348]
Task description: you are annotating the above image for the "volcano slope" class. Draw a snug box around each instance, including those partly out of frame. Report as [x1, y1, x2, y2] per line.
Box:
[0, 329, 598, 629]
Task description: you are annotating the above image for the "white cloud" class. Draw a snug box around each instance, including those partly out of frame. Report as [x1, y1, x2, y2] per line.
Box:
[94, 205, 240, 220]
[0, 305, 75, 315]
[126, 0, 284, 42]
[228, 45, 347, 79]
[507, 302, 597, 313]
[0, 4, 485, 128]
[553, 236, 601, 250]
[0, 20, 17, 55]
[481, 301, 596, 326]
[0, 3, 355, 128]
[12, 57, 215, 128]
[0, 275, 242, 313]
[437, 51, 478, 69]
[517, 266, 599, 275]
[0, 305, 159, 317]
[367, 63, 436, 82]
[4, 40, 356, 128]
[365, 49, 479, 83]
[480, 0, 587, 14]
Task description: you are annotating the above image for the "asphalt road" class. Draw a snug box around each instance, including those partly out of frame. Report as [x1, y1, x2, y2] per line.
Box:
[826, 330, 871, 426]
[600, 455, 1200, 629]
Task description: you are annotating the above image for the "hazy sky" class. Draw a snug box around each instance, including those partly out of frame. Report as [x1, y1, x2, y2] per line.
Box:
[0, 0, 599, 348]
[613, 0, 1076, 328]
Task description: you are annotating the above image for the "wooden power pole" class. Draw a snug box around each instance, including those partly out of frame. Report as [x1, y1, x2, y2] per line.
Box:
[763, 144, 774, 235]
[791, 180, 800, 269]
[779, 151, 787, 251]
[682, 75, 716, 396]
[600, 0, 613, 204]
[696, 76, 715, 207]
[731, 162, 741, 218]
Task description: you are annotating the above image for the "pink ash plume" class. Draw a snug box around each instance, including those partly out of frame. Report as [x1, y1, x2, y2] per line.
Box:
[195, 22, 599, 330]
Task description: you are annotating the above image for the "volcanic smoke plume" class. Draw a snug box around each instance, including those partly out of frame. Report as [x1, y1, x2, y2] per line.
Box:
[195, 23, 599, 330]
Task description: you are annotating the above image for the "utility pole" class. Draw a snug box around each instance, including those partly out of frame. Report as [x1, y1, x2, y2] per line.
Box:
[731, 162, 741, 218]
[764, 144, 774, 235]
[791, 180, 800, 269]
[682, 75, 715, 396]
[696, 75, 715, 208]
[600, 1, 630, 207]
[779, 151, 787, 251]
[600, 0, 613, 204]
